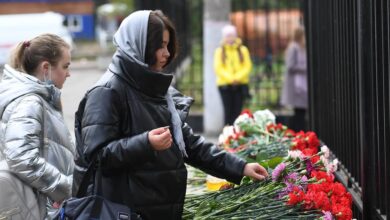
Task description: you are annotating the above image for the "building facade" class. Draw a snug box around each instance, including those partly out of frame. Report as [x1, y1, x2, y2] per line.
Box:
[0, 0, 95, 39]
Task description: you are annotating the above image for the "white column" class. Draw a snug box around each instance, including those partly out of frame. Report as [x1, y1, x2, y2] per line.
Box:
[203, 0, 231, 135]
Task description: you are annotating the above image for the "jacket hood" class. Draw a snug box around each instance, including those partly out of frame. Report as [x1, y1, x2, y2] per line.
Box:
[0, 64, 62, 116]
[108, 52, 194, 119]
[113, 10, 151, 68]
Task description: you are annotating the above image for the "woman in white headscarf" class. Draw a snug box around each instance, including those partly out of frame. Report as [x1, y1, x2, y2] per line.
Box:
[72, 10, 268, 220]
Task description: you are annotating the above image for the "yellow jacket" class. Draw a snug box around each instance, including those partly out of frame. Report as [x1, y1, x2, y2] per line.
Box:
[213, 38, 252, 86]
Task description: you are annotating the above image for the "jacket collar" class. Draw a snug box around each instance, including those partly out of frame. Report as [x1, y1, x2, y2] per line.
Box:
[0, 65, 62, 113]
[169, 87, 194, 121]
[108, 51, 173, 98]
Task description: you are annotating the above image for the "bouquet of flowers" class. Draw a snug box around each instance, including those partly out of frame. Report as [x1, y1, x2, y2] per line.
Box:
[218, 109, 294, 165]
[183, 147, 351, 220]
[183, 109, 352, 220]
[275, 145, 351, 220]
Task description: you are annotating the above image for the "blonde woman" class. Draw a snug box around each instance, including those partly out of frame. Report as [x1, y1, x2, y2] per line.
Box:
[280, 26, 308, 131]
[0, 34, 74, 219]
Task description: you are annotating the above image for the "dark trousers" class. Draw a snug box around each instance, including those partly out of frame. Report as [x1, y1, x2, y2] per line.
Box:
[291, 108, 306, 132]
[218, 85, 245, 125]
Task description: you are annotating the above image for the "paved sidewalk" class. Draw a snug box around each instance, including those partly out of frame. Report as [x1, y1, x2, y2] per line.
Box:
[70, 59, 98, 70]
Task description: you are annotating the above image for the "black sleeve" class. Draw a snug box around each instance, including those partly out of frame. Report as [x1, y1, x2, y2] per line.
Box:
[182, 123, 246, 185]
[80, 87, 155, 170]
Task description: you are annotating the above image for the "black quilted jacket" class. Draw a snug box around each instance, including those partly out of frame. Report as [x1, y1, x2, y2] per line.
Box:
[72, 52, 246, 220]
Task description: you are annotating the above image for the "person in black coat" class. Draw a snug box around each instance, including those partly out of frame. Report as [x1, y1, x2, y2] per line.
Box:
[72, 10, 268, 220]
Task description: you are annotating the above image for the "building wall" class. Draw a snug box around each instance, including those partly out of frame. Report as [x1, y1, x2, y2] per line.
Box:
[0, 0, 95, 39]
[0, 1, 93, 14]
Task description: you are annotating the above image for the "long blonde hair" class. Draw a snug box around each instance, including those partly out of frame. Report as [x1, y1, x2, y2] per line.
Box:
[293, 26, 305, 47]
[9, 33, 69, 75]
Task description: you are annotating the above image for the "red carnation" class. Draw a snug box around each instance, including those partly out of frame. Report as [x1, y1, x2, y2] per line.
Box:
[240, 109, 253, 118]
[302, 191, 316, 210]
[313, 191, 331, 211]
[331, 182, 347, 196]
[284, 129, 296, 137]
[287, 187, 305, 206]
[332, 204, 353, 220]
[311, 170, 334, 183]
[291, 138, 307, 151]
[310, 155, 320, 164]
[305, 131, 320, 148]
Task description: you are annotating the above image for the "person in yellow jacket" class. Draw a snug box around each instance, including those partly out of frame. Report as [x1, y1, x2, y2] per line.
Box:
[214, 24, 252, 125]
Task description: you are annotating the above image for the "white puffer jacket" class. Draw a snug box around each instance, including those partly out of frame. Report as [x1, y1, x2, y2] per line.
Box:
[0, 65, 75, 219]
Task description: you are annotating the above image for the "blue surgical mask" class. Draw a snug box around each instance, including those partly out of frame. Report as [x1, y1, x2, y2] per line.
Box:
[43, 64, 54, 85]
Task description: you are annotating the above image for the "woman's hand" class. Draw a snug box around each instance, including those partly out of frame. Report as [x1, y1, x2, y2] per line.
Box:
[148, 126, 172, 151]
[243, 163, 268, 181]
[53, 201, 62, 209]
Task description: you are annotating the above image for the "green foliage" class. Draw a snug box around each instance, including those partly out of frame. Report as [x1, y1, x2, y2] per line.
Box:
[184, 178, 321, 219]
[244, 60, 286, 110]
[176, 0, 297, 112]
[189, 0, 203, 41]
[178, 40, 204, 112]
[266, 156, 285, 169]
[110, 0, 134, 12]
[176, 0, 204, 112]
[179, 45, 287, 112]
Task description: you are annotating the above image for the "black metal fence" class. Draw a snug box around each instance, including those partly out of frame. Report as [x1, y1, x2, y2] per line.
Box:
[134, 0, 304, 113]
[304, 0, 390, 219]
[134, 0, 204, 110]
[230, 0, 303, 111]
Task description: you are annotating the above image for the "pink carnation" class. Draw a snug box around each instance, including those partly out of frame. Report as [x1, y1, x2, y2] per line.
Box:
[272, 163, 286, 181]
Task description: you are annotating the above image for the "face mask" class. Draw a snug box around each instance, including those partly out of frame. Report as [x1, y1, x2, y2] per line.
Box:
[43, 64, 54, 85]
[43, 64, 61, 109]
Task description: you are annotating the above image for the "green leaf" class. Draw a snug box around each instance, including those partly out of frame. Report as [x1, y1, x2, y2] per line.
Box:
[267, 157, 285, 169]
[256, 152, 269, 161]
[242, 176, 251, 184]
[259, 161, 269, 169]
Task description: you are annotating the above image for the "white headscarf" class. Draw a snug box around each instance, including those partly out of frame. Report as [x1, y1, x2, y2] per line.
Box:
[113, 10, 151, 67]
[112, 10, 188, 158]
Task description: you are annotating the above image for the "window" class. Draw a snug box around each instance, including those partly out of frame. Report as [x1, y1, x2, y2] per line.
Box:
[64, 15, 83, 32]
